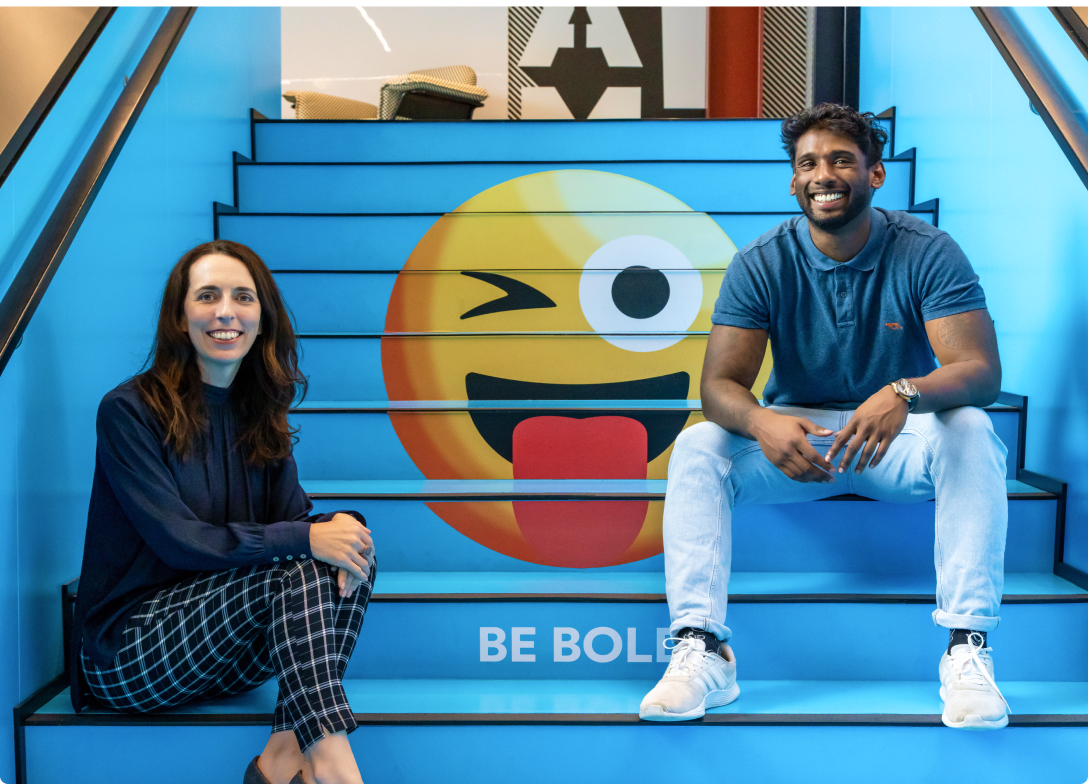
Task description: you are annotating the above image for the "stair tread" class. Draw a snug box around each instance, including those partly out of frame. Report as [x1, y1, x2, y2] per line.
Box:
[32, 679, 1088, 720]
[292, 399, 1019, 413]
[300, 478, 1052, 499]
[371, 571, 1087, 599]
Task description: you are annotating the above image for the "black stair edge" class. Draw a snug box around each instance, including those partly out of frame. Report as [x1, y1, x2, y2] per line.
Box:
[15, 673, 68, 784]
[233, 157, 918, 168]
[222, 208, 937, 219]
[253, 117, 788, 126]
[370, 592, 1088, 605]
[289, 399, 1020, 414]
[877, 106, 896, 158]
[890, 147, 917, 206]
[305, 488, 1056, 502]
[23, 709, 1088, 728]
[1056, 562, 1088, 593]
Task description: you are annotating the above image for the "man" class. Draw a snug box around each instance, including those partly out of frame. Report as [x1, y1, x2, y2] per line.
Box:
[639, 104, 1009, 730]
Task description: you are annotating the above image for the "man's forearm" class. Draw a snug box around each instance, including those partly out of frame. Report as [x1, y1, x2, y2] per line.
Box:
[910, 359, 1001, 414]
[701, 378, 772, 440]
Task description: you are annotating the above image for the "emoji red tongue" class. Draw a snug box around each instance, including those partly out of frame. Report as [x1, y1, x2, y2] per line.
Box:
[512, 416, 649, 567]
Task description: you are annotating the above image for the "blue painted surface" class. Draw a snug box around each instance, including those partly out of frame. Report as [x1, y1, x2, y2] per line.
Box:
[253, 118, 796, 163]
[368, 571, 1084, 597]
[0, 10, 280, 778]
[859, 7, 1088, 574]
[288, 407, 1020, 479]
[236, 160, 914, 213]
[31, 678, 1088, 718]
[26, 723, 1088, 784]
[307, 495, 1055, 575]
[336, 601, 1088, 681]
[219, 209, 933, 274]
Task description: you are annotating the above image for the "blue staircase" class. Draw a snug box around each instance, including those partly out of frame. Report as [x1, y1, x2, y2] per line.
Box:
[19, 116, 1088, 783]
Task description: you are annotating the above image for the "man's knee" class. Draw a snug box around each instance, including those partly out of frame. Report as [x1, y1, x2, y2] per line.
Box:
[673, 420, 734, 460]
[930, 406, 1007, 464]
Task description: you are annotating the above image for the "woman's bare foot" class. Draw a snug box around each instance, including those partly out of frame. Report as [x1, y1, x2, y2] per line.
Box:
[305, 729, 363, 784]
[258, 730, 315, 784]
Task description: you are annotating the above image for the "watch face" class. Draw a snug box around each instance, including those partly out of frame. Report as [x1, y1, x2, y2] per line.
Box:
[897, 379, 919, 398]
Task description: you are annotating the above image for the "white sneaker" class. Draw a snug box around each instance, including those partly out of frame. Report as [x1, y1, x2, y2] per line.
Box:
[639, 634, 739, 721]
[939, 633, 1010, 730]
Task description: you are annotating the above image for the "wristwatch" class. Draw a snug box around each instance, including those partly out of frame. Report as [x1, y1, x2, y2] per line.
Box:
[890, 378, 920, 412]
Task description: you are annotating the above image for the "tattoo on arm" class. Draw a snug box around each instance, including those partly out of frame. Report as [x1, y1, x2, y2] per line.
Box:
[937, 313, 975, 349]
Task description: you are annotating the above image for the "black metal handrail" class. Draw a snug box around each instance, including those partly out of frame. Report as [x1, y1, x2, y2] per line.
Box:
[0, 8, 115, 190]
[974, 7, 1088, 190]
[1052, 8, 1088, 61]
[0, 7, 195, 377]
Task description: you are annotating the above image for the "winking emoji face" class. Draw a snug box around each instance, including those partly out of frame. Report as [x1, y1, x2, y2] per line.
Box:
[382, 170, 769, 567]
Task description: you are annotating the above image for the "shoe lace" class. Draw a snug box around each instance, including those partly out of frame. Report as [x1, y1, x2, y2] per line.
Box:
[950, 632, 1011, 713]
[662, 635, 714, 677]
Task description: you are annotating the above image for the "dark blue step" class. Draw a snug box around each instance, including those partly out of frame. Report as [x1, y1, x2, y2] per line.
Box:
[288, 402, 1022, 480]
[253, 118, 801, 163]
[23, 717, 1088, 784]
[309, 491, 1057, 575]
[233, 160, 914, 214]
[219, 207, 936, 272]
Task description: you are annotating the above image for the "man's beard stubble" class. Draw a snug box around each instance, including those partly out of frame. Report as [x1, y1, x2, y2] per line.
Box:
[801, 186, 874, 233]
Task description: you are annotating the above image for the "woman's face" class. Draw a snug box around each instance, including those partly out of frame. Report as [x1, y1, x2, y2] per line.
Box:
[182, 254, 262, 387]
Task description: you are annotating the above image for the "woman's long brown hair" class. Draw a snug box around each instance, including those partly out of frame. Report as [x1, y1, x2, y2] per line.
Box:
[135, 240, 307, 465]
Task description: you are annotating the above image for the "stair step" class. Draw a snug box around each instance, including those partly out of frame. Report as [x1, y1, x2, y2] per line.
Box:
[234, 160, 913, 214]
[302, 477, 1052, 500]
[369, 571, 1087, 602]
[311, 491, 1057, 575]
[253, 118, 797, 163]
[219, 208, 935, 272]
[27, 678, 1088, 724]
[288, 404, 1022, 481]
[342, 601, 1088, 681]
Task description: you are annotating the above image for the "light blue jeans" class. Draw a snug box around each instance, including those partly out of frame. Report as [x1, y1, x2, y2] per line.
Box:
[664, 405, 1009, 641]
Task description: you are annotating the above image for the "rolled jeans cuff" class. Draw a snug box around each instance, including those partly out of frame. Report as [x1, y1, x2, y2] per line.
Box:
[670, 617, 732, 643]
[933, 608, 1001, 633]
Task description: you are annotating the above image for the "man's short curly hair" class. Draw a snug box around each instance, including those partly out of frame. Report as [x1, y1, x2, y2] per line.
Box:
[781, 103, 889, 168]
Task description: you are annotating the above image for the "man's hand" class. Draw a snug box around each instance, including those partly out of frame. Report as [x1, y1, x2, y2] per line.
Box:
[749, 409, 837, 483]
[310, 512, 373, 586]
[825, 385, 908, 474]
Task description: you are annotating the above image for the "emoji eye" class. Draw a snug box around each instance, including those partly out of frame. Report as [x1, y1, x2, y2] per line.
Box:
[579, 235, 703, 352]
[459, 271, 556, 320]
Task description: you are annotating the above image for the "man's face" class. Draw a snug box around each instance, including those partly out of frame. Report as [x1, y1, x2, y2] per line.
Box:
[790, 128, 886, 233]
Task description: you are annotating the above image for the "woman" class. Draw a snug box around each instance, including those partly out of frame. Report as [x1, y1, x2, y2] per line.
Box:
[69, 240, 375, 784]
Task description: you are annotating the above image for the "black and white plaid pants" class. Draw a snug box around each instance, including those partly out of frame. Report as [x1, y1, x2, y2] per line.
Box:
[81, 557, 374, 751]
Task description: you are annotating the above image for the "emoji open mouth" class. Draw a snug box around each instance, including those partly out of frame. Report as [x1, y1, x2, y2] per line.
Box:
[464, 371, 691, 467]
[466, 371, 691, 567]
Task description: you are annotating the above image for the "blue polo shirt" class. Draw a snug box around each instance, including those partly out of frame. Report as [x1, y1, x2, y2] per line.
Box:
[712, 208, 987, 409]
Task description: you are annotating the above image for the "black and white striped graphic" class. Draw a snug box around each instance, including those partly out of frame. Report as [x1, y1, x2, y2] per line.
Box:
[508, 7, 543, 120]
[762, 6, 809, 118]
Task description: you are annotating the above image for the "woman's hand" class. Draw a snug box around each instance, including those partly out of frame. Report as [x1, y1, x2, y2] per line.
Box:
[336, 567, 363, 599]
[309, 513, 373, 587]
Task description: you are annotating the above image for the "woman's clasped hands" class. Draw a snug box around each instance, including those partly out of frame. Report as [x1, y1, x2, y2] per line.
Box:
[309, 513, 374, 598]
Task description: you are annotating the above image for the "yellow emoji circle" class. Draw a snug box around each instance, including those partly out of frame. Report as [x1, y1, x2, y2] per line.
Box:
[382, 170, 768, 567]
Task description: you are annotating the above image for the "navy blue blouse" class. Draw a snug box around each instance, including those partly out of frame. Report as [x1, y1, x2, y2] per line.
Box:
[73, 378, 316, 677]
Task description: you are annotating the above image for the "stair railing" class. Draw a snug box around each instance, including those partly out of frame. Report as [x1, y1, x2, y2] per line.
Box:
[974, 7, 1088, 191]
[0, 7, 195, 378]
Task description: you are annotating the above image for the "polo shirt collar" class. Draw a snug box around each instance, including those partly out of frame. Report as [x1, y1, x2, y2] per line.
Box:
[797, 207, 887, 272]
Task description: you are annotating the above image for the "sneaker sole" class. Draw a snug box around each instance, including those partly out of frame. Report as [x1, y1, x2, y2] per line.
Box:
[639, 681, 740, 722]
[939, 686, 1008, 730]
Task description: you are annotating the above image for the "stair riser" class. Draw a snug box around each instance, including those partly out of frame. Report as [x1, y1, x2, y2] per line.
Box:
[28, 721, 1088, 784]
[345, 601, 1088, 681]
[299, 335, 710, 400]
[221, 210, 932, 273]
[310, 497, 1055, 574]
[293, 410, 1021, 480]
[254, 119, 796, 163]
[235, 161, 913, 213]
